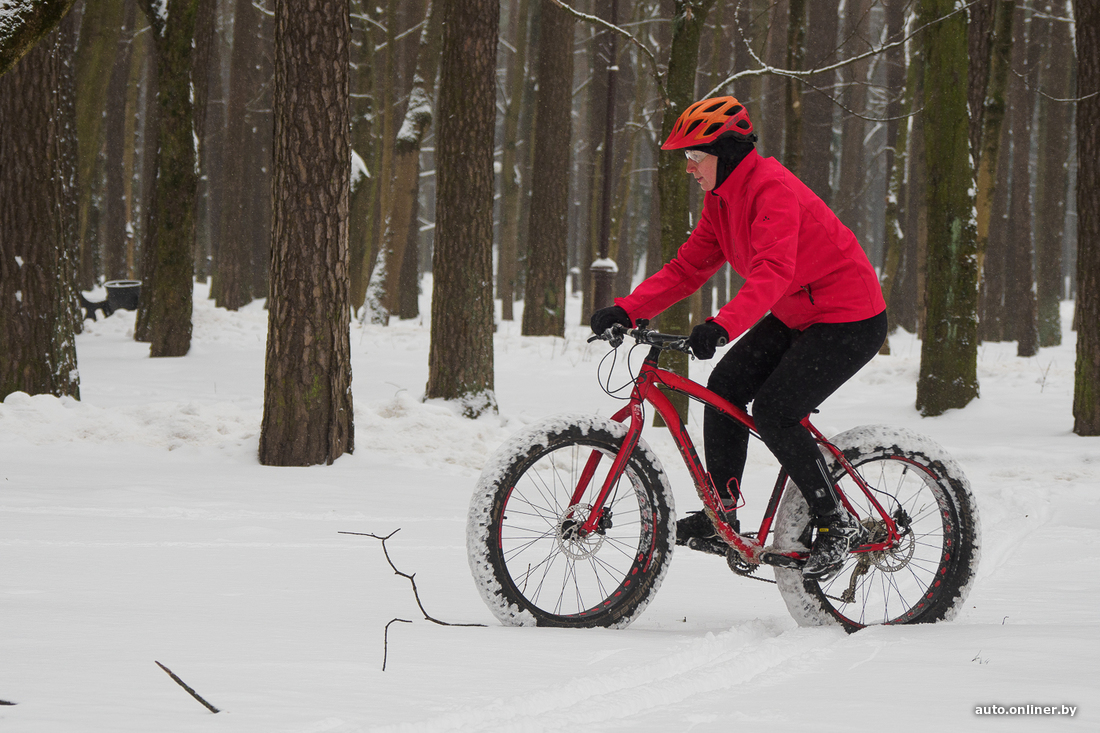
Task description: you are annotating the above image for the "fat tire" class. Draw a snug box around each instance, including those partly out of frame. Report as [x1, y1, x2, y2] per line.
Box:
[772, 426, 980, 631]
[467, 414, 675, 628]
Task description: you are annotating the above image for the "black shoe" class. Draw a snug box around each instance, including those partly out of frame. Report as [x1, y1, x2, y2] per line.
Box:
[675, 510, 717, 546]
[676, 510, 738, 556]
[801, 510, 868, 581]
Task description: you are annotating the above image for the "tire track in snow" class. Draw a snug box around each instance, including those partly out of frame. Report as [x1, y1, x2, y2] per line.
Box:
[367, 621, 847, 733]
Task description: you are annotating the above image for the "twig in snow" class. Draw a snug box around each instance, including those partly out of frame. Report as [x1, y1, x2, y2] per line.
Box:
[339, 529, 486, 629]
[384, 618, 412, 671]
[0, 699, 15, 705]
[154, 661, 220, 714]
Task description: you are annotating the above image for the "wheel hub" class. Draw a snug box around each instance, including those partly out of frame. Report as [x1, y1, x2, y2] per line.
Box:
[557, 504, 605, 560]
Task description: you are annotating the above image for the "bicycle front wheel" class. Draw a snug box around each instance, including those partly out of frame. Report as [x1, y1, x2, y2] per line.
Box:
[467, 414, 675, 628]
[772, 425, 980, 631]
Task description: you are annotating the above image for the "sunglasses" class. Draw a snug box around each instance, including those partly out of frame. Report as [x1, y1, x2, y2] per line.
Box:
[684, 150, 709, 163]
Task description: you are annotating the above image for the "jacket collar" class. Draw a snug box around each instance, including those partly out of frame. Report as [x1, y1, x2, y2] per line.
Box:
[709, 148, 761, 200]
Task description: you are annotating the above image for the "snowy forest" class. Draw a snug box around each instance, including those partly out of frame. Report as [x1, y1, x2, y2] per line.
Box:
[1, 0, 1098, 467]
[2, 2, 1100, 729]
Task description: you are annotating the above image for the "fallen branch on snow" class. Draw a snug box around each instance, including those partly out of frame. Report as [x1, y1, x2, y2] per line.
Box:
[340, 528, 485, 671]
[155, 661, 220, 713]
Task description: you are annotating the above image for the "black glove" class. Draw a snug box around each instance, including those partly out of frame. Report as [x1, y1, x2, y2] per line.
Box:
[688, 320, 729, 360]
[590, 305, 632, 335]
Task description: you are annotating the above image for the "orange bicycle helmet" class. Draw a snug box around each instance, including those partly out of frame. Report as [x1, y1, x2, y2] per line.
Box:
[661, 96, 755, 150]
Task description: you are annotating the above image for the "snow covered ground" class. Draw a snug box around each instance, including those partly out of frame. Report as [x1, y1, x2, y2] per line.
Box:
[1, 282, 1096, 732]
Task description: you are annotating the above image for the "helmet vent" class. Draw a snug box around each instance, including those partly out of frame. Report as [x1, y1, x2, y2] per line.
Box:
[702, 101, 726, 114]
[704, 123, 724, 137]
[684, 119, 703, 136]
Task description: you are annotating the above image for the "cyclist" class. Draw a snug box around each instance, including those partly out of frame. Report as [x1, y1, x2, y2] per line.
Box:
[590, 97, 887, 581]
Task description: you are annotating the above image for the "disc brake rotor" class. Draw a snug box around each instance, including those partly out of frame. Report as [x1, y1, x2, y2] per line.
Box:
[557, 504, 605, 560]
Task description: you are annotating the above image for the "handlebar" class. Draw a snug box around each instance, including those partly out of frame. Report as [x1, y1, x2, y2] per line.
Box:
[587, 319, 691, 353]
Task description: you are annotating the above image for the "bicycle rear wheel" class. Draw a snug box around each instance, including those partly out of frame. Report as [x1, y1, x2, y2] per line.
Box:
[772, 425, 980, 631]
[467, 414, 674, 628]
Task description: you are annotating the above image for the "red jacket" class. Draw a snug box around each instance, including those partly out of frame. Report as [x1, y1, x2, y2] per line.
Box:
[617, 150, 885, 339]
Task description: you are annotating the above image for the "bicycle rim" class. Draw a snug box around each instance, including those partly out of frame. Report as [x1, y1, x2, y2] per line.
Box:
[495, 441, 657, 622]
[816, 454, 959, 626]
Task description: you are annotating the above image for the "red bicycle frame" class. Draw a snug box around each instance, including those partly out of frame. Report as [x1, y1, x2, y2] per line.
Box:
[571, 339, 900, 566]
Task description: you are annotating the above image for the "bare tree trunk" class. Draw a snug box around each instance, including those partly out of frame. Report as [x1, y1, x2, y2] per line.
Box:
[1033, 0, 1073, 347]
[522, 0, 573, 337]
[782, 0, 806, 175]
[425, 0, 499, 416]
[980, 125, 1010, 342]
[496, 0, 533, 322]
[74, 0, 127, 288]
[973, 0, 1013, 328]
[656, 0, 717, 422]
[834, 0, 870, 245]
[136, 0, 200, 358]
[799, 0, 838, 203]
[915, 0, 979, 415]
[366, 0, 441, 324]
[104, 0, 137, 282]
[259, 0, 353, 466]
[0, 19, 81, 400]
[348, 0, 376, 314]
[1073, 0, 1100, 435]
[212, 0, 261, 309]
[1004, 0, 1039, 357]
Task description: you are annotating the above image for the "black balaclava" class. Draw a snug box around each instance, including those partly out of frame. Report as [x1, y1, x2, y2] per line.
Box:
[687, 136, 756, 190]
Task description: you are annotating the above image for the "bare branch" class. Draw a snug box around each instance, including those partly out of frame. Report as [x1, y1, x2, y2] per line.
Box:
[340, 529, 485, 628]
[547, 0, 670, 108]
[154, 661, 220, 714]
[383, 619, 412, 671]
[703, 0, 976, 102]
[1010, 66, 1100, 104]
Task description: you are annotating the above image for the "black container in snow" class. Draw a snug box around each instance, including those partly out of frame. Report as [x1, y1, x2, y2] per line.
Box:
[105, 280, 141, 311]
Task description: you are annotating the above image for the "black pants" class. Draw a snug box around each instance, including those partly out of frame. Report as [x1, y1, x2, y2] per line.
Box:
[703, 310, 888, 519]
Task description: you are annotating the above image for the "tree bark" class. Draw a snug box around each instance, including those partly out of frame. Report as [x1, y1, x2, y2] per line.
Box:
[496, 0, 532, 322]
[915, 0, 979, 415]
[1033, 0, 1073, 347]
[798, 0, 838, 203]
[104, 0, 137, 282]
[212, 0, 263, 310]
[0, 20, 81, 400]
[73, 0, 127, 288]
[1073, 0, 1100, 435]
[1004, 1, 1039, 357]
[834, 0, 871, 247]
[259, 0, 353, 466]
[782, 0, 806, 176]
[973, 0, 1013, 330]
[656, 0, 717, 422]
[347, 0, 376, 314]
[135, 0, 199, 358]
[424, 0, 499, 416]
[522, 0, 573, 337]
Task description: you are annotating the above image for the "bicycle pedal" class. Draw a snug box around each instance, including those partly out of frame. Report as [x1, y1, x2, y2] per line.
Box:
[759, 551, 806, 569]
